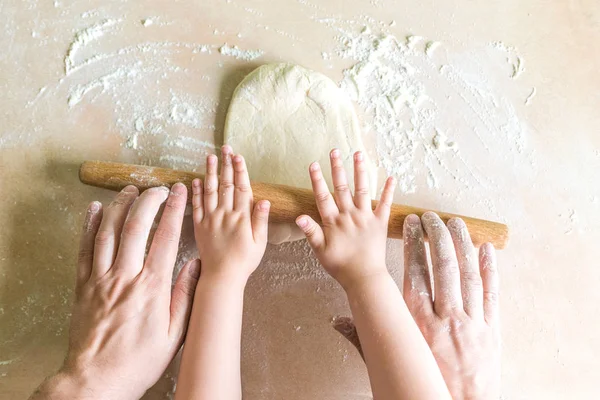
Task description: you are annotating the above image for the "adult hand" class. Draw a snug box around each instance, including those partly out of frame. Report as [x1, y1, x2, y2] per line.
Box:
[30, 184, 200, 400]
[403, 212, 501, 400]
[334, 213, 501, 400]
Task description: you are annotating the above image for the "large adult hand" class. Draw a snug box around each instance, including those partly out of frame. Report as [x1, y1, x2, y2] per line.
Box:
[403, 212, 501, 400]
[30, 184, 200, 400]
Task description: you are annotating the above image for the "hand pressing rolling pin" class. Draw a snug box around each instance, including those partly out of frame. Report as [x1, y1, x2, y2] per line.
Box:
[29, 146, 500, 400]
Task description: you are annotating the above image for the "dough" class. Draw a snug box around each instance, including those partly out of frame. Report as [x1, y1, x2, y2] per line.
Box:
[224, 63, 376, 244]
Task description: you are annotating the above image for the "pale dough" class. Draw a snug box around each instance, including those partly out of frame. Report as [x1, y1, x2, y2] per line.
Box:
[224, 63, 376, 244]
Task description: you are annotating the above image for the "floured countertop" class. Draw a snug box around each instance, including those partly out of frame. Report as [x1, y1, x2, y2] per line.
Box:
[1, 1, 599, 399]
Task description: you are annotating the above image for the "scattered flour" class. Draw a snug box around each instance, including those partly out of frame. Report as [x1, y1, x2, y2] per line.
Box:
[491, 41, 525, 79]
[64, 18, 120, 74]
[329, 24, 529, 193]
[219, 44, 264, 60]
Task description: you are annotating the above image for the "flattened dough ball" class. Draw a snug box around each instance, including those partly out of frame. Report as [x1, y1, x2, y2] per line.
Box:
[224, 63, 376, 244]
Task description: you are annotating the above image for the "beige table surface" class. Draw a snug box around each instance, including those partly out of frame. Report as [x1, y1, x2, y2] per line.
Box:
[1, 0, 599, 399]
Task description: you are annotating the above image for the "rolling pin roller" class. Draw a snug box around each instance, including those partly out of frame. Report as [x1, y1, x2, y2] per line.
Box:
[79, 161, 509, 249]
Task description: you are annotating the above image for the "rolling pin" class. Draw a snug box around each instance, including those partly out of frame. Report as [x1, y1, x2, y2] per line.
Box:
[79, 161, 509, 249]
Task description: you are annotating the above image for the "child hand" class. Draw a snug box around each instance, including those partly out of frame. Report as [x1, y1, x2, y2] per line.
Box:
[192, 145, 270, 283]
[295, 149, 396, 290]
[403, 212, 501, 400]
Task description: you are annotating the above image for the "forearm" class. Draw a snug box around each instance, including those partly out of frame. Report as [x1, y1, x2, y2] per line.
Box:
[175, 274, 247, 400]
[345, 273, 450, 400]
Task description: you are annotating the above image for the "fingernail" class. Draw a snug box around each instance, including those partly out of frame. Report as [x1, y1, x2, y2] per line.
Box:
[89, 201, 100, 213]
[355, 151, 363, 161]
[207, 154, 217, 165]
[221, 144, 232, 154]
[310, 162, 320, 172]
[296, 217, 308, 228]
[170, 182, 186, 196]
[405, 214, 420, 225]
[447, 217, 465, 231]
[188, 259, 201, 279]
[330, 149, 340, 159]
[123, 185, 138, 193]
[192, 179, 201, 188]
[259, 200, 270, 211]
[233, 155, 243, 164]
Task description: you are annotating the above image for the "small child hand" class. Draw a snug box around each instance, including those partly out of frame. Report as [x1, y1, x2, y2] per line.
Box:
[403, 212, 501, 400]
[295, 149, 396, 290]
[192, 145, 270, 283]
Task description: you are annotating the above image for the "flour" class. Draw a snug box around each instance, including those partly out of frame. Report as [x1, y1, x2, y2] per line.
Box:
[219, 44, 264, 60]
[432, 130, 458, 152]
[490, 41, 525, 79]
[64, 18, 120, 74]
[329, 23, 529, 193]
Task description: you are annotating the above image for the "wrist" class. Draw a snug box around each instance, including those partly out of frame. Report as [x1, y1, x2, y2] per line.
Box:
[341, 269, 394, 296]
[30, 371, 100, 400]
[196, 268, 249, 290]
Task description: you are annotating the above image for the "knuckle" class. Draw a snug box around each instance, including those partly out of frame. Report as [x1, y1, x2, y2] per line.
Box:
[354, 187, 370, 196]
[77, 248, 93, 264]
[334, 184, 350, 193]
[315, 191, 331, 203]
[437, 256, 459, 273]
[220, 180, 234, 190]
[484, 290, 499, 306]
[462, 270, 482, 288]
[122, 219, 146, 236]
[204, 184, 217, 194]
[153, 227, 179, 243]
[235, 183, 252, 193]
[94, 230, 114, 247]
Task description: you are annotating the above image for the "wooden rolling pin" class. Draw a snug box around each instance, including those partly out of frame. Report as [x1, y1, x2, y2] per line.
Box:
[79, 161, 509, 249]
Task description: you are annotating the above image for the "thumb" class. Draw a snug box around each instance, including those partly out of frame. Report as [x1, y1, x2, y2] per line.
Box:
[169, 259, 201, 344]
[295, 215, 325, 253]
[333, 316, 364, 361]
[252, 200, 271, 243]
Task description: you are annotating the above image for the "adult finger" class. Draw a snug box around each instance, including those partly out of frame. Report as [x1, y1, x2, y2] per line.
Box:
[218, 145, 235, 211]
[145, 183, 187, 279]
[169, 259, 201, 344]
[233, 154, 253, 213]
[402, 214, 433, 316]
[203, 154, 219, 213]
[330, 149, 353, 212]
[112, 186, 170, 277]
[309, 162, 339, 222]
[191, 178, 204, 224]
[374, 176, 396, 220]
[353, 151, 370, 209]
[480, 243, 499, 326]
[421, 211, 463, 316]
[251, 200, 270, 243]
[76, 201, 103, 296]
[447, 218, 484, 318]
[92, 186, 139, 277]
[296, 215, 326, 254]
